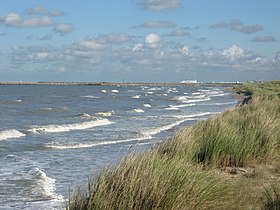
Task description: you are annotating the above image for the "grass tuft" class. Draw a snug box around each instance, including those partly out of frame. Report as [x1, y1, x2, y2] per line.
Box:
[263, 184, 280, 210]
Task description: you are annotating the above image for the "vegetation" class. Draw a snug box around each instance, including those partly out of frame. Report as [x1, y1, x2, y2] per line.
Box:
[67, 81, 280, 210]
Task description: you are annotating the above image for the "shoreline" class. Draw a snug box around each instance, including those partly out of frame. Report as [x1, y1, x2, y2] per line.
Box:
[0, 81, 241, 87]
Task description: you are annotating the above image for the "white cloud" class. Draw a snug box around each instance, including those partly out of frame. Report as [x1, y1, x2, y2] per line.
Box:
[28, 52, 49, 60]
[40, 33, 53, 41]
[0, 12, 54, 28]
[24, 16, 53, 27]
[53, 24, 74, 36]
[179, 46, 191, 56]
[25, 5, 64, 16]
[210, 19, 263, 34]
[0, 13, 22, 27]
[169, 29, 190, 37]
[76, 39, 106, 51]
[145, 33, 161, 48]
[11, 45, 23, 51]
[132, 43, 143, 52]
[140, 20, 176, 28]
[250, 36, 278, 43]
[247, 57, 267, 65]
[142, 0, 181, 10]
[273, 52, 280, 64]
[96, 33, 131, 44]
[6, 33, 278, 81]
[221, 45, 245, 61]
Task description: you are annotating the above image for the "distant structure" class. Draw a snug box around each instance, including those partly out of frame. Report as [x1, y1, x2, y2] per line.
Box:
[180, 79, 198, 84]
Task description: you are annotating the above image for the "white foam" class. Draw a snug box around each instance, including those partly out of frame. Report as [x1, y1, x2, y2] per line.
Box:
[101, 90, 107, 93]
[174, 112, 212, 119]
[142, 118, 195, 137]
[28, 168, 64, 201]
[143, 104, 151, 108]
[111, 89, 119, 93]
[0, 129, 26, 141]
[172, 96, 189, 101]
[182, 98, 211, 103]
[40, 108, 53, 112]
[81, 95, 100, 99]
[165, 103, 196, 110]
[147, 87, 162, 91]
[211, 93, 226, 97]
[187, 94, 206, 99]
[77, 113, 94, 119]
[173, 96, 210, 103]
[28, 119, 113, 133]
[96, 110, 115, 117]
[45, 113, 210, 150]
[204, 90, 227, 97]
[199, 89, 210, 92]
[46, 136, 149, 150]
[131, 95, 141, 99]
[132, 108, 145, 113]
[164, 106, 180, 111]
[214, 101, 236, 105]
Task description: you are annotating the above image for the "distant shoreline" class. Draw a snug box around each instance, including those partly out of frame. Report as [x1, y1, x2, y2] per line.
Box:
[0, 81, 241, 87]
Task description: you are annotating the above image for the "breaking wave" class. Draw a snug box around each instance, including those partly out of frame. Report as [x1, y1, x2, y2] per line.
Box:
[45, 136, 149, 150]
[96, 110, 115, 117]
[27, 119, 113, 133]
[164, 103, 196, 110]
[131, 95, 141, 99]
[45, 113, 208, 150]
[174, 112, 212, 119]
[28, 167, 64, 201]
[0, 129, 26, 141]
[80, 95, 100, 99]
[141, 118, 196, 137]
[132, 108, 145, 113]
[173, 96, 211, 103]
[111, 89, 119, 93]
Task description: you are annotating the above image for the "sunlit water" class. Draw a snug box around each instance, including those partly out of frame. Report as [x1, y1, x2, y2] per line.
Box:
[0, 85, 237, 209]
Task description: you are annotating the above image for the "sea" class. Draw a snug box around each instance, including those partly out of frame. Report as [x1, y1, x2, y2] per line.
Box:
[0, 84, 238, 209]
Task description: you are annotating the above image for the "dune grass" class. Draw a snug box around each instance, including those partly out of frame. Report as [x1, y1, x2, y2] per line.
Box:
[67, 81, 280, 210]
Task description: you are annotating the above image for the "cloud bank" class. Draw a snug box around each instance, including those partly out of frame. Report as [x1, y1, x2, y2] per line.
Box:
[210, 19, 263, 34]
[53, 24, 74, 36]
[25, 5, 65, 16]
[250, 36, 278, 42]
[0, 13, 54, 28]
[141, 0, 181, 10]
[140, 20, 176, 28]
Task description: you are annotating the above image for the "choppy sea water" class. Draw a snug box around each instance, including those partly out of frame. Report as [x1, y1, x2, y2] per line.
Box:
[0, 85, 237, 209]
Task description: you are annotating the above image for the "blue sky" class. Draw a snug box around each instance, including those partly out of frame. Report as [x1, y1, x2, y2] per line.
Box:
[0, 0, 279, 82]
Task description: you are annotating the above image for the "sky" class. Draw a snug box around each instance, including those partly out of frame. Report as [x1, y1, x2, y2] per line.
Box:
[0, 0, 279, 82]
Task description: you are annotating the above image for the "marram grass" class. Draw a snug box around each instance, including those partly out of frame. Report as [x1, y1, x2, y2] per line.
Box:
[67, 81, 280, 210]
[68, 152, 235, 210]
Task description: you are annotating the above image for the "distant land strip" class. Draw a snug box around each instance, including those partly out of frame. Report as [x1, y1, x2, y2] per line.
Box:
[0, 81, 242, 86]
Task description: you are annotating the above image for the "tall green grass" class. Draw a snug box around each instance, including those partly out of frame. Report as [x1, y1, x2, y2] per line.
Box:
[262, 184, 280, 210]
[68, 151, 235, 210]
[67, 81, 280, 210]
[158, 81, 280, 168]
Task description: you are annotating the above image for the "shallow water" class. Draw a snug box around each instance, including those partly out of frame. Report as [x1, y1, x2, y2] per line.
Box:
[0, 85, 237, 209]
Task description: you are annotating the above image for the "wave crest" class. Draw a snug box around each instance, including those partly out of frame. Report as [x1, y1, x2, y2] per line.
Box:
[0, 129, 26, 141]
[28, 119, 113, 133]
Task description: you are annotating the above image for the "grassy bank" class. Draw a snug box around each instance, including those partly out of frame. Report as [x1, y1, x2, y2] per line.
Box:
[67, 81, 280, 210]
